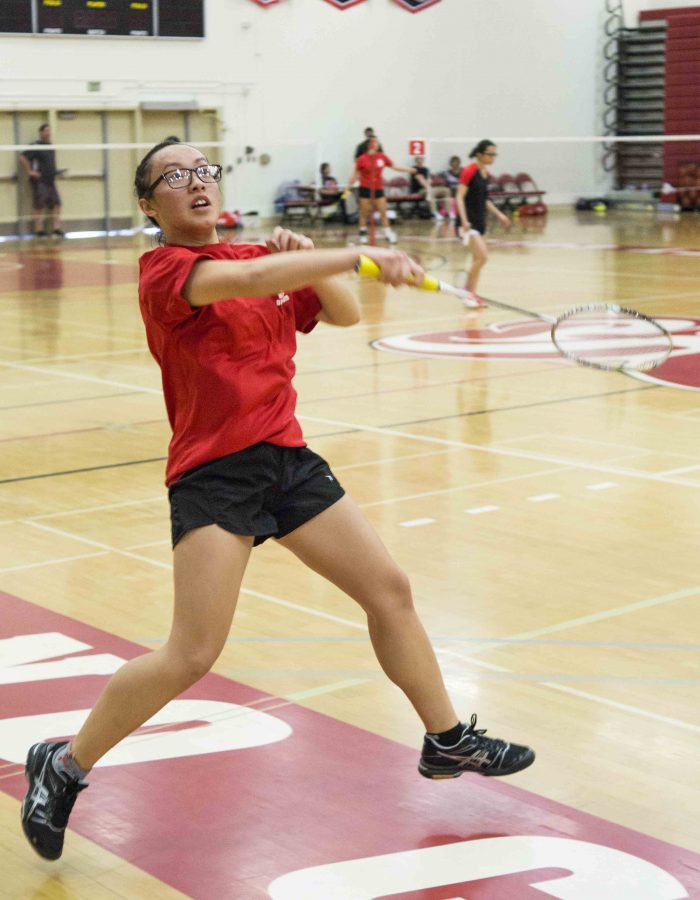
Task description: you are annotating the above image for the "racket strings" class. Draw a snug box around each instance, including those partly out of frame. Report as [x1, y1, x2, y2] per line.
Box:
[551, 307, 673, 371]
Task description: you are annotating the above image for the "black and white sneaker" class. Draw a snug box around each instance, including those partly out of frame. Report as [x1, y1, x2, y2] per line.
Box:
[21, 741, 87, 860]
[419, 714, 535, 779]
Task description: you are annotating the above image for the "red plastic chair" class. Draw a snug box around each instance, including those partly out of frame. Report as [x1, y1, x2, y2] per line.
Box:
[514, 172, 546, 202]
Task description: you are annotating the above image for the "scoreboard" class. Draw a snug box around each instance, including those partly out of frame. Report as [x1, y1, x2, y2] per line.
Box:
[0, 1, 205, 38]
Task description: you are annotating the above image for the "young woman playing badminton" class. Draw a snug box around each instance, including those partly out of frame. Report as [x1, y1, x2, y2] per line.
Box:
[21, 138, 534, 862]
[455, 139, 511, 308]
[346, 138, 415, 244]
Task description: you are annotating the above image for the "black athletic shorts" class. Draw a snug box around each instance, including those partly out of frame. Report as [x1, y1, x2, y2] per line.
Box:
[168, 442, 345, 548]
[30, 181, 61, 210]
[359, 186, 385, 200]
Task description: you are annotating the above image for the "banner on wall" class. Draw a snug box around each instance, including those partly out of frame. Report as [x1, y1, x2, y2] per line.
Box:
[322, 0, 369, 8]
[249, 0, 441, 9]
[392, 0, 442, 9]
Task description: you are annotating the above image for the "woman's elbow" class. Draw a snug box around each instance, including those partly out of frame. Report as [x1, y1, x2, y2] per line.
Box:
[332, 308, 362, 327]
[320, 305, 361, 327]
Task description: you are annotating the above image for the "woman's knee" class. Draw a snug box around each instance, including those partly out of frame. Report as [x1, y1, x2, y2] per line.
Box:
[366, 565, 414, 616]
[163, 639, 224, 686]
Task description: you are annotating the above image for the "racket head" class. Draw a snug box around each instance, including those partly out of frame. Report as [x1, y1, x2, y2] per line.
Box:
[550, 304, 673, 372]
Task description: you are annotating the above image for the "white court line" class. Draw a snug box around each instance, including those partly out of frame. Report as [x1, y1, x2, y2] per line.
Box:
[124, 539, 170, 551]
[541, 683, 700, 734]
[655, 463, 700, 477]
[5, 344, 696, 496]
[21, 519, 369, 630]
[0, 453, 533, 530]
[0, 378, 75, 393]
[0, 316, 141, 345]
[333, 447, 458, 472]
[284, 679, 370, 701]
[528, 493, 560, 502]
[508, 583, 700, 643]
[587, 482, 617, 491]
[465, 505, 500, 515]
[27, 495, 165, 521]
[15, 518, 699, 733]
[0, 550, 109, 574]
[16, 348, 151, 366]
[360, 465, 572, 509]
[299, 413, 700, 490]
[501, 431, 693, 455]
[23, 520, 173, 570]
[0, 361, 161, 395]
[399, 518, 436, 528]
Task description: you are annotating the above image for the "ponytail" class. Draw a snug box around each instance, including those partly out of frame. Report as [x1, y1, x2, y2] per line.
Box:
[469, 139, 495, 158]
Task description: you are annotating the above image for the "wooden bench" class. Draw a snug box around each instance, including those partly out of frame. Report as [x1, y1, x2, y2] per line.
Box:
[385, 176, 428, 218]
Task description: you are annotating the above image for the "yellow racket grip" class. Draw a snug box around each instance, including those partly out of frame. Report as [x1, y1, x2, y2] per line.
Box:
[355, 254, 440, 292]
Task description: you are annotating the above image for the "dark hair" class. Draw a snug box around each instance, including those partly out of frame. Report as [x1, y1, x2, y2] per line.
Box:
[469, 139, 496, 158]
[320, 162, 330, 173]
[134, 137, 185, 201]
[134, 137, 191, 237]
[39, 123, 49, 132]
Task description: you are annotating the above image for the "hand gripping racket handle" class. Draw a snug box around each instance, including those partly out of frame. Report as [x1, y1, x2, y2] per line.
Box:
[356, 254, 551, 321]
[355, 254, 442, 293]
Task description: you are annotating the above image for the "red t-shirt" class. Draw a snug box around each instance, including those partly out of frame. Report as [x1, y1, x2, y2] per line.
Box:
[138, 242, 321, 485]
[356, 152, 394, 191]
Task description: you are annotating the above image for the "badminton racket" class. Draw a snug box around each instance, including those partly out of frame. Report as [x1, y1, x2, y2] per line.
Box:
[356, 255, 673, 373]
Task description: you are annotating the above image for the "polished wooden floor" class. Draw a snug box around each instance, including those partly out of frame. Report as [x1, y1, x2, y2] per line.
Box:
[1, 208, 699, 897]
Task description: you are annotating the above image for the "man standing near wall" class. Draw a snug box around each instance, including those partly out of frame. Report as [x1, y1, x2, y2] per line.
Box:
[355, 126, 383, 159]
[20, 124, 64, 237]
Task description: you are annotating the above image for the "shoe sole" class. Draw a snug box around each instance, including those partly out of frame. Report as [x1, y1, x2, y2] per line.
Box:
[418, 749, 535, 779]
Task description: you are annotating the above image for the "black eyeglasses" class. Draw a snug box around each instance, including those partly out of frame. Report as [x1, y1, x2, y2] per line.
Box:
[147, 163, 222, 194]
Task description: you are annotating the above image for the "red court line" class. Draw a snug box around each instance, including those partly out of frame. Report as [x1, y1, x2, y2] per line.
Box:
[1, 592, 698, 899]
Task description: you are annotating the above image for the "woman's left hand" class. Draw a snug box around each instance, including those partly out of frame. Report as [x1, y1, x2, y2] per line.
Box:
[266, 226, 315, 253]
[498, 212, 511, 230]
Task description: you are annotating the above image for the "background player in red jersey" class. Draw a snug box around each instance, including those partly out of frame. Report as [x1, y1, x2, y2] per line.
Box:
[346, 138, 416, 244]
[20, 138, 534, 863]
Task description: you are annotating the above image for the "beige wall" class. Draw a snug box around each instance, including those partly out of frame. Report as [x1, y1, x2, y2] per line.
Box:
[1, 108, 221, 233]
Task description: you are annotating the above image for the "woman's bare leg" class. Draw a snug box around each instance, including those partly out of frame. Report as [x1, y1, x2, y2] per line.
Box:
[376, 196, 390, 228]
[70, 526, 253, 769]
[466, 232, 488, 294]
[358, 197, 371, 230]
[279, 496, 458, 734]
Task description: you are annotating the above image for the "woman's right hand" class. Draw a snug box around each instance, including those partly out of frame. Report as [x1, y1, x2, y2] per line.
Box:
[360, 248, 425, 287]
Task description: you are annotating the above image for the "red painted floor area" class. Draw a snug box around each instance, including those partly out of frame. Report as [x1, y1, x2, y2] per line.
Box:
[1, 592, 698, 900]
[0, 252, 136, 293]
